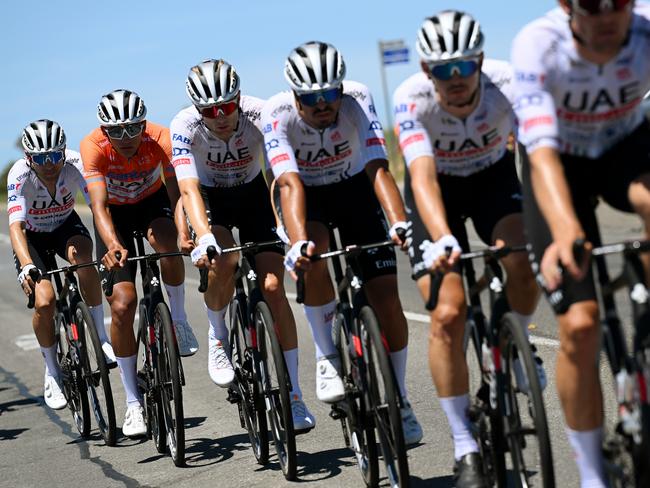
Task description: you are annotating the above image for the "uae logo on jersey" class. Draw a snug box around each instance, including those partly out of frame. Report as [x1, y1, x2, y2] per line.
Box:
[331, 131, 342, 142]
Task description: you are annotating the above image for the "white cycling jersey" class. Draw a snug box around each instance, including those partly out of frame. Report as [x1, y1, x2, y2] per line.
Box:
[170, 95, 265, 187]
[393, 59, 515, 177]
[511, 3, 650, 158]
[7, 150, 89, 232]
[262, 81, 387, 186]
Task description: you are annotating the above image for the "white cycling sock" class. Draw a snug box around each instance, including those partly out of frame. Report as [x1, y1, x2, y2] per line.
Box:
[303, 300, 337, 358]
[390, 347, 408, 399]
[165, 283, 187, 323]
[283, 348, 302, 399]
[206, 304, 229, 348]
[116, 355, 141, 408]
[566, 427, 607, 488]
[41, 344, 60, 378]
[88, 304, 109, 343]
[511, 311, 533, 339]
[439, 394, 479, 461]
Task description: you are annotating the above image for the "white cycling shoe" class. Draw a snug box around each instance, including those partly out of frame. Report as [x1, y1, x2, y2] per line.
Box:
[513, 345, 547, 395]
[401, 400, 423, 445]
[208, 340, 235, 388]
[291, 395, 316, 432]
[43, 373, 67, 410]
[122, 404, 147, 437]
[174, 319, 199, 357]
[316, 355, 345, 403]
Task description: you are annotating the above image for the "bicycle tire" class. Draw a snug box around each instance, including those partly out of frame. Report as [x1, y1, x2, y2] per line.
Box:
[77, 302, 116, 446]
[464, 317, 507, 487]
[230, 297, 269, 464]
[500, 312, 555, 488]
[334, 311, 379, 487]
[359, 305, 410, 487]
[136, 304, 161, 444]
[155, 302, 185, 466]
[57, 313, 91, 437]
[256, 300, 296, 480]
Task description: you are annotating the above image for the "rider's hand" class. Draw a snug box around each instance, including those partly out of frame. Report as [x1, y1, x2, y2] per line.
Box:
[421, 234, 462, 273]
[540, 237, 591, 291]
[18, 264, 41, 296]
[178, 231, 195, 254]
[284, 240, 315, 280]
[102, 243, 127, 271]
[389, 221, 412, 252]
[190, 233, 221, 269]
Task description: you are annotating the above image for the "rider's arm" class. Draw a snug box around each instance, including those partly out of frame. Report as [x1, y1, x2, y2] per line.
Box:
[275, 171, 308, 244]
[408, 155, 451, 241]
[364, 158, 406, 226]
[9, 221, 32, 268]
[177, 177, 211, 239]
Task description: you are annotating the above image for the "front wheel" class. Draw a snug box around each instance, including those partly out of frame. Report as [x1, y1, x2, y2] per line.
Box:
[155, 302, 185, 467]
[77, 303, 116, 446]
[256, 300, 296, 480]
[500, 312, 555, 488]
[359, 305, 409, 487]
[57, 314, 91, 438]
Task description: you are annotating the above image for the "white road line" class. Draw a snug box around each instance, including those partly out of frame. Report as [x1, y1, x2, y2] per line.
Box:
[14, 334, 41, 351]
[4, 233, 560, 349]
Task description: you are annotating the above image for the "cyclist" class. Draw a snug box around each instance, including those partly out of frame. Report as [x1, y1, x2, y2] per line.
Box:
[8, 119, 112, 410]
[394, 11, 544, 486]
[262, 41, 422, 444]
[171, 59, 314, 431]
[81, 89, 197, 437]
[512, 1, 650, 486]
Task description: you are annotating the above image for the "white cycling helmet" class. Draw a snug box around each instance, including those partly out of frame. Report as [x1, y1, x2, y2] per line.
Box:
[416, 10, 484, 64]
[97, 89, 147, 126]
[21, 119, 66, 154]
[186, 59, 240, 107]
[284, 41, 346, 94]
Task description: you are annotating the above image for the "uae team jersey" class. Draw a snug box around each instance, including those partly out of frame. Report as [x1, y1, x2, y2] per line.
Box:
[170, 96, 265, 187]
[511, 3, 650, 157]
[7, 150, 90, 232]
[393, 59, 515, 177]
[261, 80, 387, 186]
[80, 121, 175, 205]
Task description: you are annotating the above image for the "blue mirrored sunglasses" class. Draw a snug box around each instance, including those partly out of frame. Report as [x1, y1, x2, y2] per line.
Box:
[30, 150, 65, 166]
[298, 87, 342, 107]
[429, 59, 480, 81]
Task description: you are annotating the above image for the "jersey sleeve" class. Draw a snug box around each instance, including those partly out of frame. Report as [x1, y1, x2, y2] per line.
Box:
[511, 24, 559, 153]
[169, 112, 200, 182]
[393, 82, 434, 167]
[345, 82, 388, 164]
[7, 161, 28, 225]
[80, 133, 108, 191]
[261, 95, 300, 179]
[66, 150, 91, 206]
[155, 126, 176, 181]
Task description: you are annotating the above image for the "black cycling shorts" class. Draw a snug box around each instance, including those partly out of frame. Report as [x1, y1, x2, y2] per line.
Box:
[297, 171, 397, 281]
[14, 211, 92, 279]
[199, 173, 284, 255]
[405, 152, 523, 280]
[95, 185, 174, 285]
[522, 120, 650, 314]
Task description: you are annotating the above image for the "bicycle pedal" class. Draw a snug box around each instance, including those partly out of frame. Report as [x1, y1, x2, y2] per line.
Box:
[226, 388, 241, 404]
[467, 404, 483, 422]
[106, 361, 117, 370]
[329, 405, 346, 420]
[295, 425, 315, 436]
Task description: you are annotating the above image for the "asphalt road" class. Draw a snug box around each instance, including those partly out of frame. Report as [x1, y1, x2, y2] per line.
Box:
[0, 204, 642, 488]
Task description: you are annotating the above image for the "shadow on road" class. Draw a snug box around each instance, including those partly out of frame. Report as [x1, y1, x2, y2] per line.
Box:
[182, 432, 251, 467]
[0, 427, 29, 441]
[409, 474, 454, 487]
[0, 396, 40, 415]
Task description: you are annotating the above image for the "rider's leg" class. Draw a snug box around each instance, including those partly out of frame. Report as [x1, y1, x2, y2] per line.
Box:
[417, 272, 478, 460]
[557, 301, 604, 487]
[33, 279, 59, 375]
[628, 173, 650, 284]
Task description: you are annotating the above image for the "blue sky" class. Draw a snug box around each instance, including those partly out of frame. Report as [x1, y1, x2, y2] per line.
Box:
[1, 0, 556, 168]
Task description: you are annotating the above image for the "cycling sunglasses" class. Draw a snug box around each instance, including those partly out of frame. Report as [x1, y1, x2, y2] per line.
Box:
[199, 100, 239, 118]
[29, 150, 65, 166]
[429, 59, 480, 81]
[297, 87, 342, 107]
[104, 122, 144, 140]
[572, 0, 632, 15]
